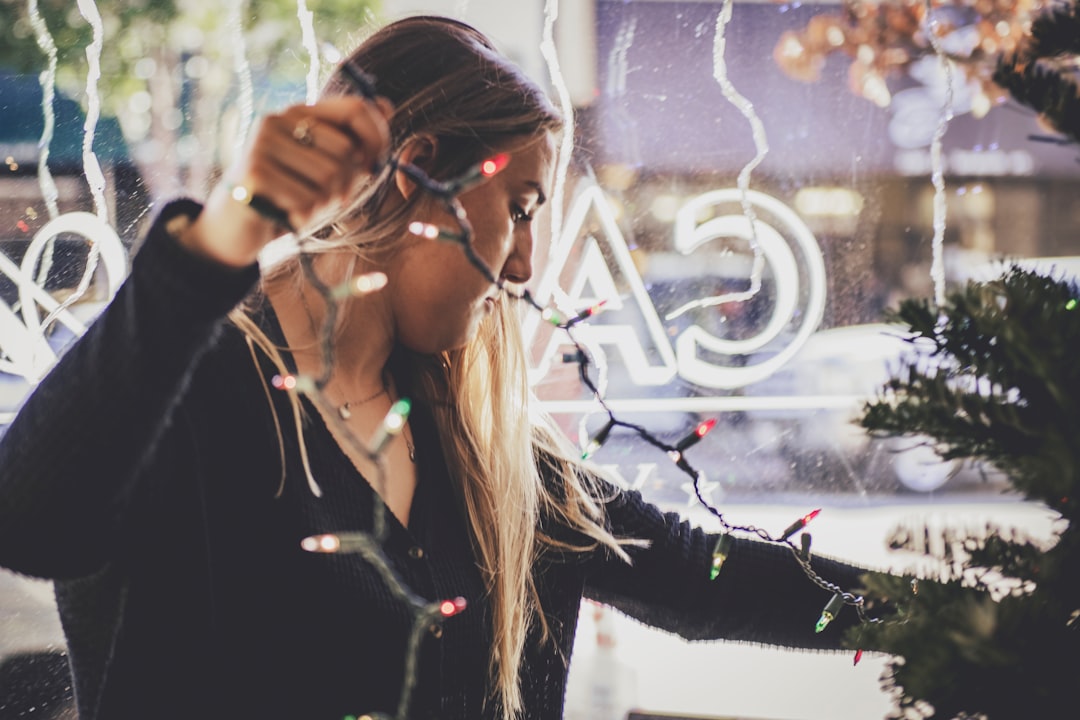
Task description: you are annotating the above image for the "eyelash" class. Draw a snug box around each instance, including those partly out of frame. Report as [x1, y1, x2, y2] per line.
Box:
[511, 204, 534, 224]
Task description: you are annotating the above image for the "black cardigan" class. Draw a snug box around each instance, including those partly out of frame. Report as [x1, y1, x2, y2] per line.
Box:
[0, 200, 864, 720]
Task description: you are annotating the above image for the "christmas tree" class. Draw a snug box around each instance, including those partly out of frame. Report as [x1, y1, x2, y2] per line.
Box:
[845, 5, 1080, 716]
[849, 267, 1080, 718]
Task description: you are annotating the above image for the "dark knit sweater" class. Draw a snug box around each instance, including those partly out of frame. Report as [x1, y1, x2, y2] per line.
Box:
[0, 200, 864, 720]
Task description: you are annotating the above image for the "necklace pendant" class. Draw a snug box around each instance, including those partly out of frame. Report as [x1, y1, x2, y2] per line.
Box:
[338, 403, 352, 420]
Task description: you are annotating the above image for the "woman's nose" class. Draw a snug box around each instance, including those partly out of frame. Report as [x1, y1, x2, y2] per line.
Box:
[500, 229, 534, 284]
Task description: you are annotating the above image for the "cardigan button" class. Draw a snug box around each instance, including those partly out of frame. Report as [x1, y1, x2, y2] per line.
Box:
[428, 623, 443, 639]
[408, 546, 424, 560]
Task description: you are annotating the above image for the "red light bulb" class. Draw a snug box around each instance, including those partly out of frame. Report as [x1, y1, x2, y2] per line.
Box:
[675, 418, 718, 452]
[780, 508, 822, 540]
[695, 418, 717, 438]
[480, 153, 510, 177]
[439, 596, 468, 617]
[271, 374, 297, 390]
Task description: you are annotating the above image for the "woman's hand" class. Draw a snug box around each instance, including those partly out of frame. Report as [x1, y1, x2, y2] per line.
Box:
[178, 95, 393, 268]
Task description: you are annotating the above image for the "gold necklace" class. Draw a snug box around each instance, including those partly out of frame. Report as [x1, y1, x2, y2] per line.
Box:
[401, 422, 416, 463]
[338, 387, 416, 463]
[337, 385, 388, 419]
[297, 285, 415, 463]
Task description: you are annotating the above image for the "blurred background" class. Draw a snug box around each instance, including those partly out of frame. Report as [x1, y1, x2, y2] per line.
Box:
[1, 0, 1076, 718]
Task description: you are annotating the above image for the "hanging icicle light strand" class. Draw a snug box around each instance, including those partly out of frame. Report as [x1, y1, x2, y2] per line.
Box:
[228, 0, 256, 152]
[924, 0, 955, 308]
[710, 0, 769, 306]
[33, 1, 110, 344]
[75, 0, 109, 222]
[26, 0, 60, 220]
[296, 0, 321, 105]
[540, 0, 575, 246]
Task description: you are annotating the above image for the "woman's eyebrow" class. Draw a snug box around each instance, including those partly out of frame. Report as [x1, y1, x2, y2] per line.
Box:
[524, 180, 547, 206]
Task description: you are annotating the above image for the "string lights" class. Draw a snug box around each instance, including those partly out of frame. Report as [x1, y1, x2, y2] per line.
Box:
[816, 593, 846, 633]
[780, 508, 822, 541]
[368, 398, 412, 456]
[330, 271, 388, 300]
[582, 419, 616, 460]
[439, 596, 469, 618]
[407, 221, 458, 241]
[535, 299, 611, 331]
[565, 299, 608, 327]
[529, 263, 881, 635]
[709, 534, 734, 580]
[452, 152, 510, 193]
[17, 13, 892, 717]
[8, 5, 907, 720]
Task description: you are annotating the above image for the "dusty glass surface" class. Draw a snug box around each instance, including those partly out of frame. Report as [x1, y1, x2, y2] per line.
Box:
[1, 0, 1076, 718]
[531, 0, 1079, 511]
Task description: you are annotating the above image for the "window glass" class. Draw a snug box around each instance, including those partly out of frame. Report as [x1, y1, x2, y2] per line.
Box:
[1, 1, 1074, 718]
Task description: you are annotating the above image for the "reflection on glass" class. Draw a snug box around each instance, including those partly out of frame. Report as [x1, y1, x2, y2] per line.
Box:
[1, 1, 1077, 718]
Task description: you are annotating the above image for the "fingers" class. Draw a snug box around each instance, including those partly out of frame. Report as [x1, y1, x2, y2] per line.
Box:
[228, 96, 393, 230]
[183, 96, 394, 269]
[260, 118, 358, 199]
[281, 96, 392, 173]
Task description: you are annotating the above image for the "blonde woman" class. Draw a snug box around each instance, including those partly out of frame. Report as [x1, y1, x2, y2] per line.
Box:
[0, 16, 866, 720]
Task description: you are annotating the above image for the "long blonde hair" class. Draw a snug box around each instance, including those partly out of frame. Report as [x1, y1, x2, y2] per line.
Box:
[232, 16, 631, 719]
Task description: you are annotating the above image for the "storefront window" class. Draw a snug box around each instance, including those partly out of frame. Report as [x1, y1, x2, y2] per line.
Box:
[2, 1, 1075, 717]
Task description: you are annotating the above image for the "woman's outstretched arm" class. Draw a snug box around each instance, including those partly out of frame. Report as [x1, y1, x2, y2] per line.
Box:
[585, 484, 867, 650]
[0, 200, 259, 579]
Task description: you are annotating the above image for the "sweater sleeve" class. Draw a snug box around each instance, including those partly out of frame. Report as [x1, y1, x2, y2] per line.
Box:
[0, 200, 260, 579]
[583, 483, 866, 651]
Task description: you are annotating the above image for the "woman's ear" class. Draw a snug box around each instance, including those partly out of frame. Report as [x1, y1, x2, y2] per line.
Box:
[394, 135, 439, 201]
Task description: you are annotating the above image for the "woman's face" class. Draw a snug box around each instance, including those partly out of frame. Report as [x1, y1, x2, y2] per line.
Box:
[389, 132, 555, 353]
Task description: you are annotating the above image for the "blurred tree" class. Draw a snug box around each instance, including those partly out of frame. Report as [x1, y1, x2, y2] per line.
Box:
[994, 0, 1080, 145]
[0, 0, 379, 199]
[771, 0, 1037, 111]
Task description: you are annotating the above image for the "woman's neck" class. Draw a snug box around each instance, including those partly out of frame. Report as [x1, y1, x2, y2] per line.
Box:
[265, 253, 394, 403]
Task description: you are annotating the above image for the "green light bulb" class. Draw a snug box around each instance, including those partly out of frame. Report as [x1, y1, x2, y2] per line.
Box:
[816, 593, 844, 633]
[709, 534, 733, 580]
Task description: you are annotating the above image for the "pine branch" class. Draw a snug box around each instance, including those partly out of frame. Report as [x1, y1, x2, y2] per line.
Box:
[882, 519, 1046, 587]
[1026, 0, 1080, 59]
[850, 569, 1080, 720]
[994, 54, 1080, 145]
[849, 265, 1080, 719]
[862, 267, 1080, 518]
[993, 0, 1080, 144]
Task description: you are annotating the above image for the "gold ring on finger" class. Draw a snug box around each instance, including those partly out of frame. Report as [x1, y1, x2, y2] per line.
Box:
[292, 118, 316, 147]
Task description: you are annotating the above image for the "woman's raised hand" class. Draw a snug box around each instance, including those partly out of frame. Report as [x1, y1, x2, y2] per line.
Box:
[179, 95, 393, 268]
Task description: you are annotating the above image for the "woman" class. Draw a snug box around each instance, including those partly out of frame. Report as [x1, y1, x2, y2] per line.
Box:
[0, 16, 866, 720]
